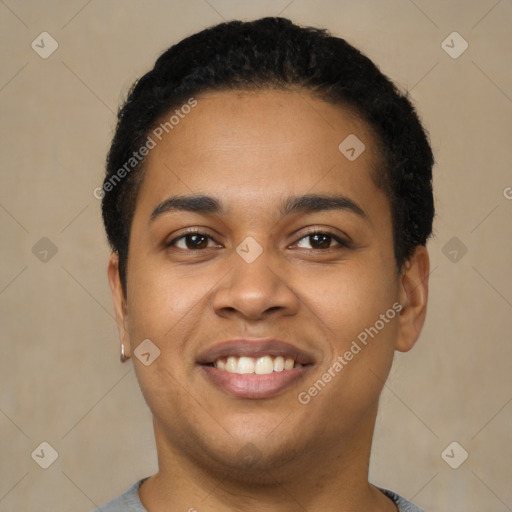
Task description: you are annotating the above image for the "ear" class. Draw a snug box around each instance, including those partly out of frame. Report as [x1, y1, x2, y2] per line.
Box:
[107, 252, 131, 358]
[395, 245, 430, 353]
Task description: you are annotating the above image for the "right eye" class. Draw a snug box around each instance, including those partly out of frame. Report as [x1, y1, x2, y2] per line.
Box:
[166, 231, 220, 251]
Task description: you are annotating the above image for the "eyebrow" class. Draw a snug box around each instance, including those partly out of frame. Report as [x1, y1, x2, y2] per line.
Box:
[149, 193, 367, 222]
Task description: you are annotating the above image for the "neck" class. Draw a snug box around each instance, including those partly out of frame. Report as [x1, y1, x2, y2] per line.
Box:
[138, 408, 397, 512]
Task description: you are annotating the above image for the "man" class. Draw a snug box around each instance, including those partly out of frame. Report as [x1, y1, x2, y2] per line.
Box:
[97, 17, 433, 511]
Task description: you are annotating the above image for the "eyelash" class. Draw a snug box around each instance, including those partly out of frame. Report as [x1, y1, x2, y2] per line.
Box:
[166, 228, 350, 252]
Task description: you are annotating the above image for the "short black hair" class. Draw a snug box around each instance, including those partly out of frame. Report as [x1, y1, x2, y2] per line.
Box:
[102, 16, 434, 295]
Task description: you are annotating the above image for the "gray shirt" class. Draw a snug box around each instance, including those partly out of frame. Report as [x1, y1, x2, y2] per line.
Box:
[94, 478, 425, 511]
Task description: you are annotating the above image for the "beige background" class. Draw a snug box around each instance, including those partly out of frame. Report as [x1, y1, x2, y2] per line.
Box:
[1, 1, 511, 511]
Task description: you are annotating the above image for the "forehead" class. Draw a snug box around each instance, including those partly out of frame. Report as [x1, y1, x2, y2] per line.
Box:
[135, 89, 388, 222]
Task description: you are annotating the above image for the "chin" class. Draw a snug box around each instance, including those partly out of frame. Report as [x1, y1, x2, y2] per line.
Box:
[191, 433, 310, 485]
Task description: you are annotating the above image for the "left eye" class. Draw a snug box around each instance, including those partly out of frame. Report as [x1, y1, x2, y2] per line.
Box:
[295, 232, 346, 250]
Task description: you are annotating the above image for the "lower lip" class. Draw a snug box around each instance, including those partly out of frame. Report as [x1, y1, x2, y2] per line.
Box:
[200, 365, 311, 399]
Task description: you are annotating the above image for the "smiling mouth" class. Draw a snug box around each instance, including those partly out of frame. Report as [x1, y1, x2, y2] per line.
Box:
[200, 359, 312, 399]
[197, 339, 315, 398]
[206, 355, 305, 374]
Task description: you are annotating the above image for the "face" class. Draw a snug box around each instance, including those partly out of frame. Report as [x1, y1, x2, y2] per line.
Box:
[108, 89, 429, 480]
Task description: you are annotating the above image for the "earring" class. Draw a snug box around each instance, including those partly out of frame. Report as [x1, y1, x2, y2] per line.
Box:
[120, 343, 128, 363]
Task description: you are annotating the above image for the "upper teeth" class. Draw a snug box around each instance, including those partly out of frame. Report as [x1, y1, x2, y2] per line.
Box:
[214, 355, 303, 374]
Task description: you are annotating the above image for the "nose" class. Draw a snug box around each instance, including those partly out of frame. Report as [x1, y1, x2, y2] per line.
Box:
[212, 240, 300, 321]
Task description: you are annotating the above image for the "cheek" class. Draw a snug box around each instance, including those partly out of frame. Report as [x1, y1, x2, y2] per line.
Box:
[133, 362, 202, 440]
[124, 257, 217, 400]
[297, 279, 399, 434]
[314, 258, 398, 343]
[125, 258, 203, 341]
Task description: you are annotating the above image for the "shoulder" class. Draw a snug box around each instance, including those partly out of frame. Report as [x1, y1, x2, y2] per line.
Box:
[93, 479, 148, 512]
[380, 488, 425, 512]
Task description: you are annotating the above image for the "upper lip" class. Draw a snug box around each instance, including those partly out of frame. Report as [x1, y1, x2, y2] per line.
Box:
[197, 339, 315, 366]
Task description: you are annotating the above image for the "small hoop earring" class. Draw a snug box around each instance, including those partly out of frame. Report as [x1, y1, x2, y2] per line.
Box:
[120, 343, 128, 363]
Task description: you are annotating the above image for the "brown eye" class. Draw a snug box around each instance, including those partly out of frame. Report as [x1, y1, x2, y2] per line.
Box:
[309, 233, 332, 249]
[183, 234, 209, 249]
[167, 232, 215, 250]
[296, 231, 347, 250]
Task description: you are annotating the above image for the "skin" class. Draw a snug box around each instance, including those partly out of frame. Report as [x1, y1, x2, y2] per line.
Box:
[108, 89, 429, 512]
